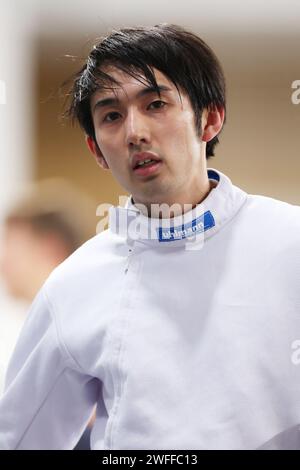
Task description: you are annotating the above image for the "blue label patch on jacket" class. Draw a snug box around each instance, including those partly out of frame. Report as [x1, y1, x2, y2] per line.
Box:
[157, 211, 215, 242]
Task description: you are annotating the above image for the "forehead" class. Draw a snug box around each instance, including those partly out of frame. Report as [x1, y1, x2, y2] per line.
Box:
[90, 65, 180, 104]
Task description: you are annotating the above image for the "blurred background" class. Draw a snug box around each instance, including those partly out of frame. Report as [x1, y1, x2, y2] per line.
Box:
[0, 0, 299, 447]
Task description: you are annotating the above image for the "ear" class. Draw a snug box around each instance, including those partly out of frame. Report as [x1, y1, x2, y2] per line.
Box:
[201, 106, 225, 143]
[86, 135, 109, 170]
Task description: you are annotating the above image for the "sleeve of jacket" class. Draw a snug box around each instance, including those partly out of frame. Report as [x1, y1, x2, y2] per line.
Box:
[0, 285, 100, 450]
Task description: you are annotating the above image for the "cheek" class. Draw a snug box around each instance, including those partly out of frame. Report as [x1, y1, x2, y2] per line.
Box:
[95, 133, 120, 165]
[163, 111, 194, 140]
[163, 123, 194, 156]
[94, 132, 105, 154]
[173, 118, 201, 154]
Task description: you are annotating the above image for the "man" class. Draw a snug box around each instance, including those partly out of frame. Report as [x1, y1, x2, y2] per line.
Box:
[0, 24, 299, 450]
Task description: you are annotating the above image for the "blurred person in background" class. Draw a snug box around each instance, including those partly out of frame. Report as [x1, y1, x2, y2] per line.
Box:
[0, 178, 97, 449]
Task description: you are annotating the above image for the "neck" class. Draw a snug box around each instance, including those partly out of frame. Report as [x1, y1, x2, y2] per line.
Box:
[133, 178, 217, 219]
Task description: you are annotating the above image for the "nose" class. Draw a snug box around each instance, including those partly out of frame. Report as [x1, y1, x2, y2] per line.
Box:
[125, 107, 150, 147]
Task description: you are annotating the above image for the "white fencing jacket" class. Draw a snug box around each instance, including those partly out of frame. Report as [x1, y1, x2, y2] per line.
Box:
[0, 168, 300, 450]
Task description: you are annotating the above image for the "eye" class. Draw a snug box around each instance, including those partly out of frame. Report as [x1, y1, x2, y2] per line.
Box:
[103, 112, 121, 123]
[148, 100, 166, 110]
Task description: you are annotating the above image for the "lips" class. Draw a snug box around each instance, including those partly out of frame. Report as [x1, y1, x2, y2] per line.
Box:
[133, 160, 162, 177]
[132, 152, 162, 170]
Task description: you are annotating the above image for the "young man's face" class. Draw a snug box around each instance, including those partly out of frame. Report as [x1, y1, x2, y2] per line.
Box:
[87, 66, 223, 210]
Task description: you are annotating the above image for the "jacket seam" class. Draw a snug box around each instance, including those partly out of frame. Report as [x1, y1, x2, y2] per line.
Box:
[14, 366, 68, 449]
[43, 286, 85, 374]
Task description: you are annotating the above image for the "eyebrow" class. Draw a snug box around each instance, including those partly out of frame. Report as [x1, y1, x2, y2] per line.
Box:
[92, 84, 173, 113]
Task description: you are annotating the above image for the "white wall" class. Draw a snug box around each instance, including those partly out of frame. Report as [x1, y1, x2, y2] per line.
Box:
[0, 3, 37, 370]
[0, 1, 37, 223]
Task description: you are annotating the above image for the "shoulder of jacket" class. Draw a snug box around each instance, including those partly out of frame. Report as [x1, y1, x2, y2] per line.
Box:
[44, 228, 120, 296]
[245, 194, 300, 225]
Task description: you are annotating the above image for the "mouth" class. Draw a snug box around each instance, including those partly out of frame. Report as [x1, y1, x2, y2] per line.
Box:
[132, 152, 162, 177]
[133, 160, 162, 176]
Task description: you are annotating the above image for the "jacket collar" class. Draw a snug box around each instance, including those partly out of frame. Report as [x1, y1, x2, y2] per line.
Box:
[108, 168, 247, 249]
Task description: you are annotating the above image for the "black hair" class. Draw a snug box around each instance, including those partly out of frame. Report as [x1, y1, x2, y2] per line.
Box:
[65, 23, 226, 159]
